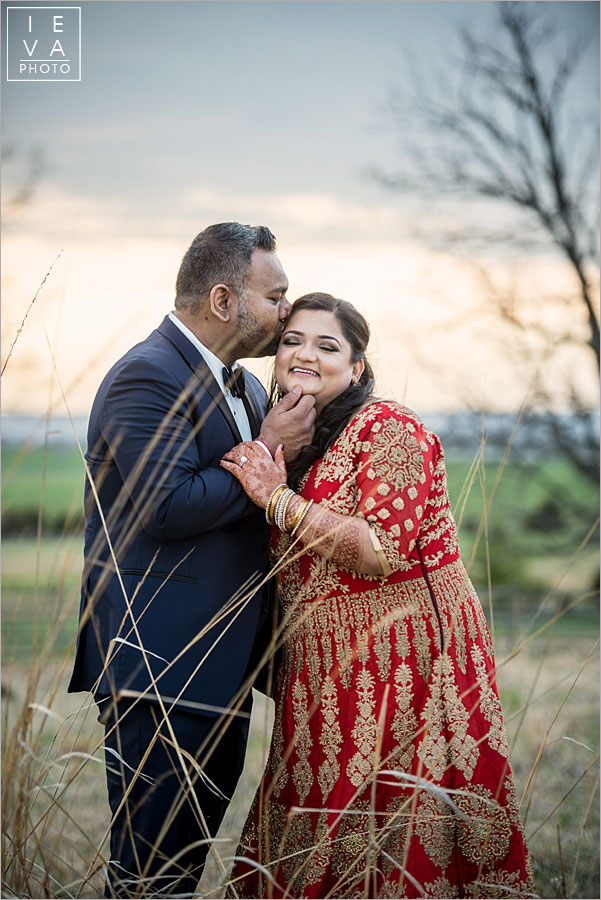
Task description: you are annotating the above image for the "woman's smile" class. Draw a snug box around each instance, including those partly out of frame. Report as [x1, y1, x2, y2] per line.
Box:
[289, 366, 320, 378]
[276, 308, 363, 412]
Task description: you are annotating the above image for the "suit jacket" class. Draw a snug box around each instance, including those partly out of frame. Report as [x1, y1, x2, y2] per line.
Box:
[68, 315, 274, 713]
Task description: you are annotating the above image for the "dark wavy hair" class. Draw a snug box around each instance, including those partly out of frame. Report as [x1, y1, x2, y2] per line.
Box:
[272, 292, 376, 489]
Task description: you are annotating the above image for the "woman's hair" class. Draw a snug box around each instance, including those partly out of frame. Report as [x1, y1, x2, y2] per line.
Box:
[272, 292, 376, 489]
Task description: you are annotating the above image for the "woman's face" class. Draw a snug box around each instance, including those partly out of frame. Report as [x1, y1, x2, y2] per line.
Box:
[275, 308, 364, 412]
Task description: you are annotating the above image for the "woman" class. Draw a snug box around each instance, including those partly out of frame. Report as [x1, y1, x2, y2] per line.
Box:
[220, 293, 534, 899]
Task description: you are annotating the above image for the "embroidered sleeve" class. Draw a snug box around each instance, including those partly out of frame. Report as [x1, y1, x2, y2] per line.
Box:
[354, 410, 439, 573]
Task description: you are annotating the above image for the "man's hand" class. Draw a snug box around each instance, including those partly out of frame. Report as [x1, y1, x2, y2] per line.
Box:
[259, 386, 316, 463]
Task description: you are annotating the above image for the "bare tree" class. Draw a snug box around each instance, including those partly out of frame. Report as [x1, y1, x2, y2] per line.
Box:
[375, 1, 599, 480]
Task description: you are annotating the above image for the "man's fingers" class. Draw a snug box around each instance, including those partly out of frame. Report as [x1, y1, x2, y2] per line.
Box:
[222, 441, 256, 463]
[274, 444, 286, 469]
[295, 395, 316, 414]
[277, 386, 303, 409]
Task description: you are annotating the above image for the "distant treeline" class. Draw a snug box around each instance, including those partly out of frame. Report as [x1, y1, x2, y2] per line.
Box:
[2, 410, 599, 461]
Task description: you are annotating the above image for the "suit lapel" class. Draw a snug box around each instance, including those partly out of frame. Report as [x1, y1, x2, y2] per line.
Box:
[157, 316, 243, 444]
[242, 386, 261, 438]
[190, 358, 243, 443]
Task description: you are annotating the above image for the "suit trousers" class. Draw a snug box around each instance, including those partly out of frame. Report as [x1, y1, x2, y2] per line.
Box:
[97, 696, 250, 898]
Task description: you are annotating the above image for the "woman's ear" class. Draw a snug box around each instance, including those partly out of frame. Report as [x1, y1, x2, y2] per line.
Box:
[209, 284, 234, 322]
[351, 358, 365, 383]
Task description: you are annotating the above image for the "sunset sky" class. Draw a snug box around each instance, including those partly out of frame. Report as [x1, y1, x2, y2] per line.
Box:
[2, 0, 599, 417]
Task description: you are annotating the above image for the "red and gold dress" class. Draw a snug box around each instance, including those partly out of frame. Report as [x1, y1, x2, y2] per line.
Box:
[229, 402, 534, 899]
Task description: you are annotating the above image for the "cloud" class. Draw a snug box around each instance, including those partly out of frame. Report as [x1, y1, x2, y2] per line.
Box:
[3, 182, 411, 246]
[180, 188, 408, 242]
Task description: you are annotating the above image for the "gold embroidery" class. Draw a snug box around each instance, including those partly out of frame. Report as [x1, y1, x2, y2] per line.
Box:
[231, 797, 287, 898]
[503, 774, 526, 834]
[418, 653, 479, 781]
[371, 521, 419, 573]
[346, 668, 377, 787]
[291, 679, 314, 803]
[329, 802, 371, 883]
[463, 869, 534, 899]
[457, 783, 512, 865]
[318, 675, 343, 801]
[312, 403, 381, 489]
[394, 615, 411, 659]
[368, 417, 429, 494]
[423, 876, 459, 898]
[471, 645, 509, 758]
[390, 662, 418, 769]
[279, 810, 331, 891]
[269, 655, 290, 797]
[415, 789, 455, 869]
[412, 611, 435, 681]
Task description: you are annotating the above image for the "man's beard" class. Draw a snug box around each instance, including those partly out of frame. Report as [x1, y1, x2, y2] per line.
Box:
[236, 302, 282, 358]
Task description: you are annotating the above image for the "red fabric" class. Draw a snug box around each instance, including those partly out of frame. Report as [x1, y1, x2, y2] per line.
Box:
[229, 402, 534, 899]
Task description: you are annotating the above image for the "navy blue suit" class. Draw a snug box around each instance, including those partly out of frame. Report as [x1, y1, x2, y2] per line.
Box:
[68, 315, 275, 895]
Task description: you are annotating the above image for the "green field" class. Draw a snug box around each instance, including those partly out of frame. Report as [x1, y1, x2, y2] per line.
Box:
[2, 446, 85, 532]
[3, 442, 598, 591]
[2, 444, 599, 663]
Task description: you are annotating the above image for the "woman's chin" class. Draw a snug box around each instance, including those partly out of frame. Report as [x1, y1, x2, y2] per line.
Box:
[282, 380, 320, 398]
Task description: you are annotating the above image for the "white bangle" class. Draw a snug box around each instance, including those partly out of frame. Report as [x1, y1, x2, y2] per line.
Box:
[274, 488, 294, 531]
[278, 490, 296, 532]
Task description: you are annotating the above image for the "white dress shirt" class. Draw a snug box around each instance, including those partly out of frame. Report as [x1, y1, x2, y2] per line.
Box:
[168, 311, 252, 442]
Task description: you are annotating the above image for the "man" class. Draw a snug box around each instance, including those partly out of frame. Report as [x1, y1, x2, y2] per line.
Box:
[68, 223, 315, 897]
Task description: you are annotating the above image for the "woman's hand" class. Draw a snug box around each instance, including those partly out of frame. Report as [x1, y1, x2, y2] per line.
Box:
[220, 441, 288, 508]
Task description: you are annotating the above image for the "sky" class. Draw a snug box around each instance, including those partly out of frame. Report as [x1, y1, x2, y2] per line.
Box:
[2, 0, 599, 417]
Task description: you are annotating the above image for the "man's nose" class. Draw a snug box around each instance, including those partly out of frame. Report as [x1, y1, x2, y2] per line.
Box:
[279, 297, 292, 319]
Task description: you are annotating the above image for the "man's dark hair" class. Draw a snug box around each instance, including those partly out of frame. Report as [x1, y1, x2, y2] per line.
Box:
[175, 222, 277, 314]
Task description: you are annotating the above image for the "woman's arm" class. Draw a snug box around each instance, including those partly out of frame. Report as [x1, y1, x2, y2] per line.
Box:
[220, 441, 384, 576]
[282, 493, 385, 575]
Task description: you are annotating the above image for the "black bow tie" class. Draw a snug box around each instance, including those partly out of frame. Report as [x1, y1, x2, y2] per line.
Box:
[222, 365, 246, 399]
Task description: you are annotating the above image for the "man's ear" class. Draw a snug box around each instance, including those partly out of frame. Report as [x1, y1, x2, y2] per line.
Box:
[209, 284, 235, 322]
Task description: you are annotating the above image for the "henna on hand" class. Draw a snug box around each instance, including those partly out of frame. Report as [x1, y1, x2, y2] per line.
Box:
[220, 441, 287, 508]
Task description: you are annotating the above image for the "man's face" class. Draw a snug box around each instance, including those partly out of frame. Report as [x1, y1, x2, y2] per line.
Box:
[236, 250, 291, 357]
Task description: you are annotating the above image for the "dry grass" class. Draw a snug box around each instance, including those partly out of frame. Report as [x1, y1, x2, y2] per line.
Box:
[2, 596, 598, 898]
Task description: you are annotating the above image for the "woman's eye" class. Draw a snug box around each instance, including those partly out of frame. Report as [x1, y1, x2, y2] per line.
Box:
[282, 338, 299, 346]
[320, 345, 337, 352]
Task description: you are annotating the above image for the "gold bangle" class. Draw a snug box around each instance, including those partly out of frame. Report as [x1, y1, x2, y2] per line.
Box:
[291, 498, 314, 537]
[288, 496, 307, 533]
